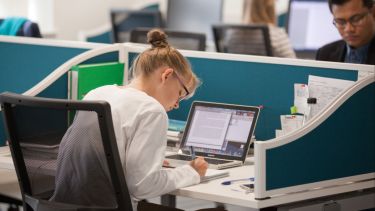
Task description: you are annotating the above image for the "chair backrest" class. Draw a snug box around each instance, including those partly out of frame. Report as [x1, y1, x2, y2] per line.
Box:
[130, 27, 206, 51]
[212, 24, 273, 56]
[0, 92, 132, 211]
[21, 21, 42, 38]
[110, 9, 162, 43]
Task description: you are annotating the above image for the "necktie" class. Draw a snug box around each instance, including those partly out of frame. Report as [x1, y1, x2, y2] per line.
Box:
[348, 49, 361, 64]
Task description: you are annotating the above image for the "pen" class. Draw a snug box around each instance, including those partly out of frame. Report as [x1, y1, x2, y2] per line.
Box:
[221, 177, 255, 185]
[190, 146, 196, 160]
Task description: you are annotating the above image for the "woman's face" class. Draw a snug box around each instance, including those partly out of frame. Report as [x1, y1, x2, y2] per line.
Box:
[157, 68, 193, 112]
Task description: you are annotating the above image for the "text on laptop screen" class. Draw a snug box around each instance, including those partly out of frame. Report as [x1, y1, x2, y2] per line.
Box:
[184, 105, 256, 158]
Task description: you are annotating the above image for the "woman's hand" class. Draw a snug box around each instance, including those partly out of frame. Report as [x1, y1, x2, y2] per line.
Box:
[190, 157, 208, 177]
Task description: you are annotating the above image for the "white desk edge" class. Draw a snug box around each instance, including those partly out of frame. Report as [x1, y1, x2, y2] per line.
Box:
[1, 146, 374, 209]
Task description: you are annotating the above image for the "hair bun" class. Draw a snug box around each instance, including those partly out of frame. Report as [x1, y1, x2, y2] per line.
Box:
[147, 28, 169, 48]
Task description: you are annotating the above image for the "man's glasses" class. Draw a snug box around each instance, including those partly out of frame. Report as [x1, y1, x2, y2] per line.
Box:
[333, 11, 370, 29]
[173, 71, 190, 102]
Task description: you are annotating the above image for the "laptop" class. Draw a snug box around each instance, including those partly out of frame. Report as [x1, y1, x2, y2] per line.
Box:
[165, 101, 260, 169]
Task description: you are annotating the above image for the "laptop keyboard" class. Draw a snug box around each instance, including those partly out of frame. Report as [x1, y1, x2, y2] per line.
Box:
[167, 154, 233, 165]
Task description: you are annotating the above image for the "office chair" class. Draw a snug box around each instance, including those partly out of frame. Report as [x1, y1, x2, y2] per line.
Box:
[212, 24, 273, 56]
[130, 27, 206, 51]
[0, 92, 132, 211]
[110, 9, 162, 43]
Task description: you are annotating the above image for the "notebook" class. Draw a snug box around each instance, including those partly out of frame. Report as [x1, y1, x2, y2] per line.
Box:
[201, 169, 229, 182]
[165, 101, 260, 169]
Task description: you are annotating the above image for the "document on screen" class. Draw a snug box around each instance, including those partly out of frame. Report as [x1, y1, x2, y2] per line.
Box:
[185, 110, 231, 149]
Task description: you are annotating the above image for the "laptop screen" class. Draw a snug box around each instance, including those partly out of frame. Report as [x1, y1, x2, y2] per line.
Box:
[180, 101, 259, 161]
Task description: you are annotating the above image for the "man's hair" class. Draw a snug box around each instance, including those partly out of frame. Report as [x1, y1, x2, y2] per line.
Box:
[328, 0, 374, 12]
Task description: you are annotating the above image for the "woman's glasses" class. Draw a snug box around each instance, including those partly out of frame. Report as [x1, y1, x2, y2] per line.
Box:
[173, 71, 190, 102]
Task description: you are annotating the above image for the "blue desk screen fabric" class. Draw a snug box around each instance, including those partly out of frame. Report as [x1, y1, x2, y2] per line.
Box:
[87, 31, 112, 44]
[0, 42, 119, 146]
[265, 82, 375, 190]
[129, 52, 357, 141]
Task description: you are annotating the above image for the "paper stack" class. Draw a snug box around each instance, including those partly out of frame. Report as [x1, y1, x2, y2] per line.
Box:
[167, 119, 186, 150]
[200, 169, 229, 183]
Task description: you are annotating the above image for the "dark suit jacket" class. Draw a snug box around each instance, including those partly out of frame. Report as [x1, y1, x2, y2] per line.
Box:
[316, 36, 375, 65]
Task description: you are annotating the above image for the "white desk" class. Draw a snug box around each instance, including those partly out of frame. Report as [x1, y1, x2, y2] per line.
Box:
[0, 147, 21, 201]
[1, 146, 374, 210]
[170, 160, 375, 209]
[0, 147, 14, 170]
[0, 169, 21, 200]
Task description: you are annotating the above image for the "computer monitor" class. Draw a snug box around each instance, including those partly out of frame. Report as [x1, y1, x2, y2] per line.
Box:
[287, 0, 342, 51]
[110, 9, 162, 43]
[166, 0, 223, 41]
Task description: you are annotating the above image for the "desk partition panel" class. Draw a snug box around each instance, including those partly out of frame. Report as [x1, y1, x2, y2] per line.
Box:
[1, 41, 373, 200]
[125, 44, 374, 199]
[0, 36, 116, 146]
[267, 81, 375, 190]
[128, 50, 358, 141]
[254, 76, 375, 199]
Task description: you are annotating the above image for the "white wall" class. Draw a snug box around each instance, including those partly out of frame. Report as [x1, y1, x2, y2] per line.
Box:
[28, 0, 54, 33]
[0, 0, 159, 40]
[0, 0, 28, 18]
[0, 0, 289, 41]
[54, 0, 160, 40]
[54, 0, 245, 40]
[223, 0, 244, 23]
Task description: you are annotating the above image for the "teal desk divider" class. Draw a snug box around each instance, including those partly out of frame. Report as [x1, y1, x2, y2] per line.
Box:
[266, 82, 375, 190]
[0, 42, 85, 94]
[1, 42, 370, 201]
[128, 52, 357, 141]
[0, 37, 117, 146]
[277, 13, 287, 28]
[254, 76, 374, 200]
[87, 31, 112, 44]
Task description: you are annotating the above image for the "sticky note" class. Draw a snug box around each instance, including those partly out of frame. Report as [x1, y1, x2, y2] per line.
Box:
[290, 106, 298, 114]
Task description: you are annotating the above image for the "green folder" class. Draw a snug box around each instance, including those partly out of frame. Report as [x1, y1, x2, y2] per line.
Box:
[70, 62, 125, 100]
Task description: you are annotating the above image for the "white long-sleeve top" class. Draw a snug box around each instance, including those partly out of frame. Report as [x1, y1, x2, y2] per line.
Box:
[268, 25, 296, 58]
[52, 85, 200, 210]
[223, 24, 296, 58]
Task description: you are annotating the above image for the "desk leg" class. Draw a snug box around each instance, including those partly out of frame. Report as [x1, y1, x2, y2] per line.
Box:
[161, 194, 176, 207]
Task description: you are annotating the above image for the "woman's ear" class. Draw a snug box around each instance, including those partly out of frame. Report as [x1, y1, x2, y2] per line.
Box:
[161, 68, 174, 83]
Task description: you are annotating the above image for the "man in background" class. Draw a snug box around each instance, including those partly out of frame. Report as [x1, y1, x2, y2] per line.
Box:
[316, 0, 375, 64]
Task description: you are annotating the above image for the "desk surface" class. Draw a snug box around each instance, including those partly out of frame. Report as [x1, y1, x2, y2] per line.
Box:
[0, 146, 13, 170]
[0, 146, 21, 200]
[1, 146, 374, 209]
[170, 163, 375, 209]
[0, 169, 21, 200]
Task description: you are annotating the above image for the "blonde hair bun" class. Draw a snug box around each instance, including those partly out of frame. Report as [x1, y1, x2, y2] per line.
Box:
[147, 28, 169, 48]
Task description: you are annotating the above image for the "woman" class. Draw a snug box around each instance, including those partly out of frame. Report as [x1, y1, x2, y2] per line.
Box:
[243, 0, 296, 58]
[51, 28, 209, 211]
